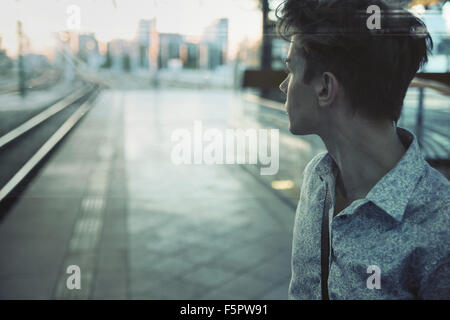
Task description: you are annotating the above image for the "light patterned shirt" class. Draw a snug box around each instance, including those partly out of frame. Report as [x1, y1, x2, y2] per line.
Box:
[289, 127, 450, 299]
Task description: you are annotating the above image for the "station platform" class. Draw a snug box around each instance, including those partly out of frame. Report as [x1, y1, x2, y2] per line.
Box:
[0, 88, 297, 299]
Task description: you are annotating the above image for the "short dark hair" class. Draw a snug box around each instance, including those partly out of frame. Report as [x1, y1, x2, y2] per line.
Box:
[276, 0, 433, 122]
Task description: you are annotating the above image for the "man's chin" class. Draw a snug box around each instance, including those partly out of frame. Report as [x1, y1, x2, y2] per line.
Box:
[289, 124, 304, 135]
[289, 123, 313, 136]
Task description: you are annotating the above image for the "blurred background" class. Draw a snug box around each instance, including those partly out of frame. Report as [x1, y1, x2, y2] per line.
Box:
[0, 0, 448, 300]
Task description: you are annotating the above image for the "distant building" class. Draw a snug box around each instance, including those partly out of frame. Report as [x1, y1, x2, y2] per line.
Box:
[158, 33, 183, 69]
[78, 33, 98, 58]
[53, 31, 78, 81]
[148, 20, 159, 71]
[201, 18, 228, 70]
[132, 18, 229, 71]
[78, 33, 101, 69]
[0, 35, 12, 73]
[109, 39, 130, 72]
[54, 31, 79, 64]
[199, 43, 209, 69]
[180, 40, 199, 69]
[94, 17, 229, 73]
[137, 19, 157, 69]
[138, 19, 150, 68]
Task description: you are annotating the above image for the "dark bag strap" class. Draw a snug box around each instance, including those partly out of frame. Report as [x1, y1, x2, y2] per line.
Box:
[321, 185, 331, 300]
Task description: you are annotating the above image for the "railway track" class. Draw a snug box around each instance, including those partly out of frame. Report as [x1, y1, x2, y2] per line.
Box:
[0, 81, 102, 207]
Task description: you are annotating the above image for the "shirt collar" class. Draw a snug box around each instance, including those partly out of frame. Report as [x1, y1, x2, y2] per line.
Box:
[315, 153, 337, 183]
[315, 127, 426, 222]
[365, 127, 426, 221]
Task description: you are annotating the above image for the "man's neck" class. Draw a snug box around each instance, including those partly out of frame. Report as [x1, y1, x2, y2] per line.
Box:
[320, 119, 407, 202]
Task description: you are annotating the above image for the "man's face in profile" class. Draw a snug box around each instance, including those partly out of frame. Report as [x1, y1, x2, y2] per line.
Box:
[280, 37, 322, 136]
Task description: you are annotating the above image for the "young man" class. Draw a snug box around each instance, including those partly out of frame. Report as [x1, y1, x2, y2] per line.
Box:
[277, 0, 450, 299]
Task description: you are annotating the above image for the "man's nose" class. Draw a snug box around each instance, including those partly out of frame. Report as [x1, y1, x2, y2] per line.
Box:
[279, 80, 287, 94]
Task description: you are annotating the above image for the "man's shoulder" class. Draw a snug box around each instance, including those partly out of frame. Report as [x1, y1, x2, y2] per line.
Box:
[423, 163, 450, 187]
[407, 162, 450, 221]
[303, 151, 329, 178]
[415, 163, 450, 203]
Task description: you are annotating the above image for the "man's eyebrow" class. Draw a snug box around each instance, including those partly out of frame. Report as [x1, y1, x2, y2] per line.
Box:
[285, 58, 291, 64]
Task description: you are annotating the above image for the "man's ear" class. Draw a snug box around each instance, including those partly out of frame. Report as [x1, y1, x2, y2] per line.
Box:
[314, 72, 339, 108]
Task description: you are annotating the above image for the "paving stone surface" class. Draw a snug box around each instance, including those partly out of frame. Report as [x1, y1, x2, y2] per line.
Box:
[0, 89, 300, 299]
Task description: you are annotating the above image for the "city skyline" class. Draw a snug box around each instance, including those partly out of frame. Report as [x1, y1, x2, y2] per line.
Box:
[0, 0, 262, 59]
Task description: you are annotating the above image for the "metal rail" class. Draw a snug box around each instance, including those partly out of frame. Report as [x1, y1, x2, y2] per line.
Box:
[243, 76, 450, 155]
[410, 77, 450, 96]
[0, 85, 92, 148]
[244, 76, 450, 110]
[0, 84, 100, 203]
[409, 77, 450, 147]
